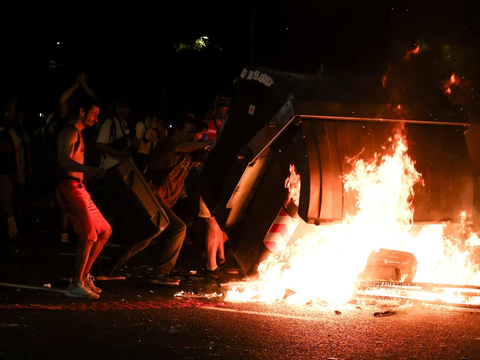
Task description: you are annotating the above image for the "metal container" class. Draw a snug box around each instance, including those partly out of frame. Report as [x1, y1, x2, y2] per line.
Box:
[199, 67, 475, 276]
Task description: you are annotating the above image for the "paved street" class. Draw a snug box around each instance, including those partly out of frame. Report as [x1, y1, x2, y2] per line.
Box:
[1, 191, 480, 359]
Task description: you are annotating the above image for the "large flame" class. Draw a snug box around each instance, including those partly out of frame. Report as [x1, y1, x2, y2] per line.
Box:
[226, 124, 480, 306]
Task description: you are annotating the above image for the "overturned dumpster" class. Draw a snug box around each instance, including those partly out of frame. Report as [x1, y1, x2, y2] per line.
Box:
[198, 67, 475, 278]
[89, 158, 170, 246]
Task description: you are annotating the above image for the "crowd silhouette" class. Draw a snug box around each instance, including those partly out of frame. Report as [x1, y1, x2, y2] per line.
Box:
[1, 72, 232, 298]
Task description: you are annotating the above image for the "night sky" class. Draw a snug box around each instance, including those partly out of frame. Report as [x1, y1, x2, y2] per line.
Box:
[2, 0, 480, 127]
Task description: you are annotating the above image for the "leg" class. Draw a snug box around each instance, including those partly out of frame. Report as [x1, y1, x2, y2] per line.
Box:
[217, 223, 226, 264]
[0, 174, 14, 218]
[60, 206, 69, 234]
[59, 181, 111, 278]
[155, 201, 186, 276]
[12, 181, 26, 225]
[72, 240, 95, 283]
[67, 239, 100, 299]
[55, 184, 70, 242]
[0, 174, 16, 238]
[107, 233, 156, 273]
[84, 228, 112, 276]
[205, 217, 220, 270]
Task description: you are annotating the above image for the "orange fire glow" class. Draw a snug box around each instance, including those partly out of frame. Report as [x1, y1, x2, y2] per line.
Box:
[226, 125, 480, 306]
[285, 164, 300, 207]
[381, 44, 422, 119]
[444, 73, 459, 95]
[403, 45, 420, 60]
[443, 73, 473, 108]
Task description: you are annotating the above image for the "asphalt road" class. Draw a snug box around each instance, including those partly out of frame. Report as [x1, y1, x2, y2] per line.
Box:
[1, 193, 480, 359]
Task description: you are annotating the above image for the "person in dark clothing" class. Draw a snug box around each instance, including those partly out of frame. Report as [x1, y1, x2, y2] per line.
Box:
[2, 95, 33, 236]
[101, 113, 212, 285]
[96, 98, 137, 170]
[0, 115, 17, 238]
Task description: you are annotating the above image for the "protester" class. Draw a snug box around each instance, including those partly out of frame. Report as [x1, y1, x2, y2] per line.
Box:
[200, 95, 230, 141]
[56, 96, 112, 298]
[96, 98, 137, 170]
[194, 120, 208, 141]
[4, 95, 33, 234]
[133, 107, 167, 172]
[0, 115, 18, 238]
[34, 73, 100, 243]
[100, 112, 212, 285]
[188, 96, 231, 278]
[59, 73, 99, 120]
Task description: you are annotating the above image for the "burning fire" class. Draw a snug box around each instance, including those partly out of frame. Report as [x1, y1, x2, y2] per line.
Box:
[226, 124, 480, 306]
[444, 73, 459, 95]
[381, 44, 423, 119]
[403, 44, 420, 60]
[443, 73, 474, 107]
[284, 164, 300, 208]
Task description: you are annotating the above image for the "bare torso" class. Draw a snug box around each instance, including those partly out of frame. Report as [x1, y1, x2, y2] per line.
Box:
[67, 133, 85, 179]
[57, 125, 86, 180]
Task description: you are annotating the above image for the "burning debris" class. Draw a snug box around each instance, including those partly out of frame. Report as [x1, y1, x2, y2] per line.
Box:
[284, 164, 300, 208]
[373, 310, 396, 317]
[199, 47, 480, 309]
[443, 73, 475, 107]
[224, 124, 480, 308]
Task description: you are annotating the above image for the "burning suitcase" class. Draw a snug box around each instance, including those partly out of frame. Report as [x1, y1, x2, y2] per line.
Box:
[357, 248, 418, 283]
[89, 157, 169, 243]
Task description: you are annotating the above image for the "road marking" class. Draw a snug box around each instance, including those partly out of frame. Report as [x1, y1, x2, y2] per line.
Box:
[0, 300, 215, 310]
[198, 306, 322, 321]
[0, 282, 65, 293]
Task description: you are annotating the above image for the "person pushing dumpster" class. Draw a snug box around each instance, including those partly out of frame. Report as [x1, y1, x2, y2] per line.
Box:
[56, 96, 112, 299]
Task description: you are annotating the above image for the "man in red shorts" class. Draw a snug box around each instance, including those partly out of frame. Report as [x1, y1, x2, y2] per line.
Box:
[56, 96, 112, 299]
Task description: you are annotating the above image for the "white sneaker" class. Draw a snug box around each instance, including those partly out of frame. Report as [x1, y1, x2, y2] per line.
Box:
[7, 217, 17, 238]
[65, 282, 100, 299]
[83, 273, 102, 294]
